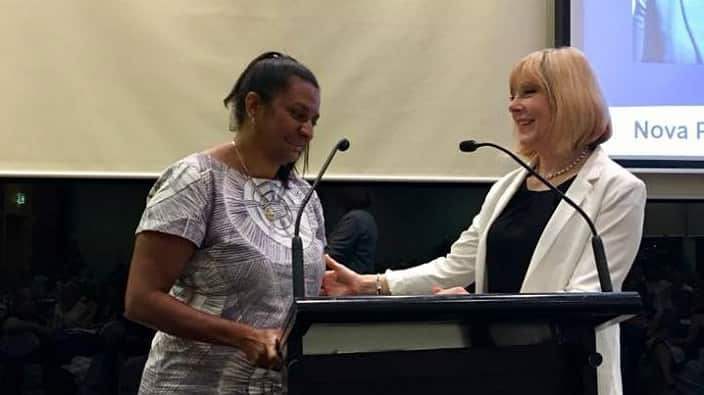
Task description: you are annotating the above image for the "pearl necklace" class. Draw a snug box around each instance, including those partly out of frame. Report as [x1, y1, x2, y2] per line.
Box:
[231, 140, 278, 221]
[539, 149, 590, 180]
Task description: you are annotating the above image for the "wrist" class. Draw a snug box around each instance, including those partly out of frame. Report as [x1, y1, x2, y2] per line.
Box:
[358, 274, 390, 295]
[357, 275, 377, 295]
[228, 321, 257, 349]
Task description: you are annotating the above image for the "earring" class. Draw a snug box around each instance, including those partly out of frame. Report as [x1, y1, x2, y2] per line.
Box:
[249, 114, 256, 127]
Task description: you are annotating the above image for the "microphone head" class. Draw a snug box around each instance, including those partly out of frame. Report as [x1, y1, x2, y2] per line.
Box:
[336, 138, 350, 152]
[459, 140, 479, 152]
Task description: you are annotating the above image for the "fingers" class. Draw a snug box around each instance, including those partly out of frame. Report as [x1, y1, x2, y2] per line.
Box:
[325, 254, 360, 276]
[275, 338, 283, 359]
[267, 339, 283, 371]
[254, 346, 280, 370]
[242, 328, 285, 371]
[265, 330, 283, 370]
[324, 254, 341, 270]
[271, 356, 283, 371]
[432, 286, 469, 295]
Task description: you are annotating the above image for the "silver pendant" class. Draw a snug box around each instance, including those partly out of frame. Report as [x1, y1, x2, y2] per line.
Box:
[264, 206, 275, 221]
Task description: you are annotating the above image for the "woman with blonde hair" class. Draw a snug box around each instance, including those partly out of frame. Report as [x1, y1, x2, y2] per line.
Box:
[322, 47, 646, 395]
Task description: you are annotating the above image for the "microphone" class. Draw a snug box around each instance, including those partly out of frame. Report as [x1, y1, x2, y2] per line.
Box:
[459, 140, 613, 292]
[292, 138, 350, 299]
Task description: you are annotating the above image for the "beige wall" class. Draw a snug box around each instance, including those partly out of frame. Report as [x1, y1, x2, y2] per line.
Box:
[0, 0, 550, 180]
[0, 0, 701, 198]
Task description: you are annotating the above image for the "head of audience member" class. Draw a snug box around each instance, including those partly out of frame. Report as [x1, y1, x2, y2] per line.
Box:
[223, 51, 320, 186]
[338, 186, 373, 212]
[12, 287, 38, 321]
[508, 47, 611, 161]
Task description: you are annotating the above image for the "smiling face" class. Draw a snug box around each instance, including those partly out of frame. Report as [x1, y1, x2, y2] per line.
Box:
[508, 79, 553, 153]
[507, 48, 613, 158]
[251, 75, 321, 165]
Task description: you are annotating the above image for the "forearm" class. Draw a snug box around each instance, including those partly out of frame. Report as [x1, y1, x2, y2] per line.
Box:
[124, 291, 258, 348]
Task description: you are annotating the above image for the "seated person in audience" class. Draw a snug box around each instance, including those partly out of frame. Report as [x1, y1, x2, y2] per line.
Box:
[124, 51, 326, 394]
[325, 187, 378, 274]
[1, 287, 52, 339]
[322, 47, 647, 395]
[648, 280, 704, 394]
[53, 282, 98, 330]
[0, 287, 73, 394]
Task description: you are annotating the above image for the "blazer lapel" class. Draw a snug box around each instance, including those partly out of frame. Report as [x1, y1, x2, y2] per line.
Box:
[522, 149, 604, 282]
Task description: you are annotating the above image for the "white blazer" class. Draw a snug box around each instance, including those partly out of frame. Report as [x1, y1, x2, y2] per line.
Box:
[386, 146, 647, 395]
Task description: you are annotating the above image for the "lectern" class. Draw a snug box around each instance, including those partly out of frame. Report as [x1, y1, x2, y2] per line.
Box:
[282, 292, 641, 395]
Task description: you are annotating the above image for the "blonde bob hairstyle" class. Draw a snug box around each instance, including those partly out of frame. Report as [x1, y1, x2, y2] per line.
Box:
[509, 47, 612, 158]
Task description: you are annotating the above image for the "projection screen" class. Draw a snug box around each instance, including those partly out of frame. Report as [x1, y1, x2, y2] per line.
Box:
[0, 0, 550, 181]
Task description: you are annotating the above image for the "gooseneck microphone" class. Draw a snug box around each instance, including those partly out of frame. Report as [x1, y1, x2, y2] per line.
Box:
[292, 138, 350, 298]
[459, 140, 613, 292]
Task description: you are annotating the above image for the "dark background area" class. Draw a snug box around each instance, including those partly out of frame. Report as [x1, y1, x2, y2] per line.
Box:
[1, 177, 703, 394]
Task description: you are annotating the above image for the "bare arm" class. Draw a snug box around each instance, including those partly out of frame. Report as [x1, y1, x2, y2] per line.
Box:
[124, 231, 280, 368]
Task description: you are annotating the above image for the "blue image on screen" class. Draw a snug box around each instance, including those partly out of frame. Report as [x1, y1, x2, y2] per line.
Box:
[580, 0, 704, 107]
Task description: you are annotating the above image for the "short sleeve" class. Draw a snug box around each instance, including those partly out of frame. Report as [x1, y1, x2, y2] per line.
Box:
[136, 159, 214, 247]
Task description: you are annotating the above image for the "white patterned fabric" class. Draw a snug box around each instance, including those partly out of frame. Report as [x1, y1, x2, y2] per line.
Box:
[135, 153, 326, 394]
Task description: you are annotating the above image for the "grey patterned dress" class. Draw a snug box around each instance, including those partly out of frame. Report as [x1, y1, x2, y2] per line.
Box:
[135, 153, 326, 394]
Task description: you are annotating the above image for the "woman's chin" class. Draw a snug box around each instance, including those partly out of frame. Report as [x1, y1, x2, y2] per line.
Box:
[288, 151, 303, 162]
[277, 152, 301, 167]
[516, 134, 539, 150]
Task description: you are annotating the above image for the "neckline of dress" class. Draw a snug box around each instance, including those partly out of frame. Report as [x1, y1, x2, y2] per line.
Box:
[201, 151, 282, 185]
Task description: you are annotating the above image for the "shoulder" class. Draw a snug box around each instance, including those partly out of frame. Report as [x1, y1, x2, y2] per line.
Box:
[344, 209, 376, 224]
[160, 153, 218, 183]
[581, 148, 647, 209]
[590, 149, 646, 195]
[146, 153, 220, 205]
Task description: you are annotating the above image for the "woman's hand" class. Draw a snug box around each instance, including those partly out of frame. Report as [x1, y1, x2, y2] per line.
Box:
[239, 328, 283, 370]
[320, 255, 362, 296]
[432, 286, 469, 295]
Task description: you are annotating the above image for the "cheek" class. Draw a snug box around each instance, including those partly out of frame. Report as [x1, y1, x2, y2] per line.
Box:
[262, 114, 291, 136]
[274, 112, 299, 131]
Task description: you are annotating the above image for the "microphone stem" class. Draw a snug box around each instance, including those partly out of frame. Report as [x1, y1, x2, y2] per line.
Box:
[294, 146, 340, 236]
[292, 139, 348, 299]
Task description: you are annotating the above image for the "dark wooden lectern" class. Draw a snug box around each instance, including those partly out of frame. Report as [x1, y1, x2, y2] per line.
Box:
[281, 292, 641, 395]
